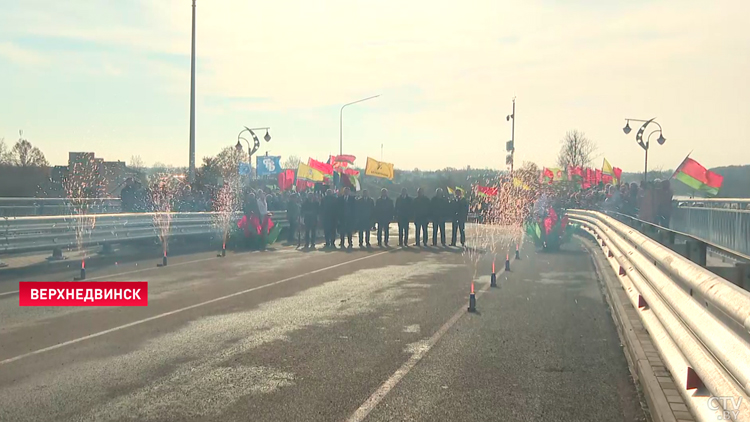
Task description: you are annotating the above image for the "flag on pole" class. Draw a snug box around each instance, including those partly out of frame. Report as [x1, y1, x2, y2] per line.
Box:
[672, 156, 723, 196]
[308, 158, 333, 175]
[476, 186, 499, 196]
[297, 162, 325, 182]
[365, 157, 395, 180]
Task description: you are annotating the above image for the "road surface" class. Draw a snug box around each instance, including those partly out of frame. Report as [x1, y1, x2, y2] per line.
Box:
[0, 226, 646, 421]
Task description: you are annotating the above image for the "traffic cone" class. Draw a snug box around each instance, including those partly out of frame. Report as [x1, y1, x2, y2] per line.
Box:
[75, 259, 86, 280]
[515, 244, 521, 259]
[505, 254, 511, 271]
[468, 282, 477, 312]
[490, 260, 497, 287]
[159, 250, 168, 267]
[218, 242, 226, 258]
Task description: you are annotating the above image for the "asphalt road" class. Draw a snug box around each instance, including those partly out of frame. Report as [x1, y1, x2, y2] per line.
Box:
[0, 226, 646, 422]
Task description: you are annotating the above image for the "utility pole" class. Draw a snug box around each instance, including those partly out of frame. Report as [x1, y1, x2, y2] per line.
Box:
[188, 0, 197, 182]
[506, 98, 516, 175]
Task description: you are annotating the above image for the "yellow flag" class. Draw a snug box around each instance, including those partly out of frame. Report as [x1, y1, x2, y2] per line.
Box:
[297, 162, 325, 182]
[447, 186, 455, 195]
[602, 158, 614, 175]
[365, 157, 394, 180]
[513, 177, 530, 190]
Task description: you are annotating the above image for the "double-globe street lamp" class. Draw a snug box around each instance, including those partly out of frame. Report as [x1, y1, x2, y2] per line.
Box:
[236, 127, 271, 181]
[623, 118, 666, 182]
[340, 95, 379, 156]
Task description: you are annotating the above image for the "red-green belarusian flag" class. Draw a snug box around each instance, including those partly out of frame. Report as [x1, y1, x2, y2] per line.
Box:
[672, 157, 723, 196]
[476, 185, 499, 196]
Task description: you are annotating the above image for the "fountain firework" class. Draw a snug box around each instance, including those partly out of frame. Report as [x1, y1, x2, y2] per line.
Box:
[150, 173, 185, 267]
[65, 157, 104, 280]
[212, 176, 242, 257]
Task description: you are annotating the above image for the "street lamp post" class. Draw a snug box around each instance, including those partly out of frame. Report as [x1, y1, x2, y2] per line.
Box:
[622, 118, 666, 182]
[188, 0, 197, 183]
[236, 127, 271, 182]
[506, 98, 516, 174]
[340, 95, 379, 156]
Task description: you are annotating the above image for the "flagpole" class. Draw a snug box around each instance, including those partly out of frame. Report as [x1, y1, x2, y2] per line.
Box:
[670, 151, 692, 180]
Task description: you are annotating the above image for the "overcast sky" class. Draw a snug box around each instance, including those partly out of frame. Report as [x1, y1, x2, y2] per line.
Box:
[1, 0, 748, 172]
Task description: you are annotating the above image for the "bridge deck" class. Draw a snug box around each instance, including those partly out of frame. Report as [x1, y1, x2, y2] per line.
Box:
[0, 230, 654, 421]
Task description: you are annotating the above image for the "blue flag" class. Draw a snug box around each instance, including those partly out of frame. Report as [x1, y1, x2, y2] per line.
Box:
[256, 156, 282, 176]
[239, 162, 251, 176]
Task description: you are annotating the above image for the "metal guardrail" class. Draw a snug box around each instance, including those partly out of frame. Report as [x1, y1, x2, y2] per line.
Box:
[0, 197, 122, 217]
[0, 211, 289, 259]
[670, 204, 750, 258]
[569, 210, 750, 422]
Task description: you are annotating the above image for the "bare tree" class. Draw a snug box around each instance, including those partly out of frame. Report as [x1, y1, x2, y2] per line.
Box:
[282, 155, 301, 170]
[10, 130, 49, 167]
[215, 146, 249, 178]
[0, 137, 10, 164]
[556, 130, 596, 169]
[129, 155, 145, 173]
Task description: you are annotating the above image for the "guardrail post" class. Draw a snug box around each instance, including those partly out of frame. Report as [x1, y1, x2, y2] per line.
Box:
[739, 263, 750, 291]
[686, 240, 707, 267]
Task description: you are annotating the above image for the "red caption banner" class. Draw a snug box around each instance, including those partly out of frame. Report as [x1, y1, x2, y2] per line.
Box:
[18, 282, 148, 307]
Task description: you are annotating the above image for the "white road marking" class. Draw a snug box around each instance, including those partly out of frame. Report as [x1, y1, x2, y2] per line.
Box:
[346, 268, 503, 422]
[346, 236, 523, 422]
[0, 251, 391, 366]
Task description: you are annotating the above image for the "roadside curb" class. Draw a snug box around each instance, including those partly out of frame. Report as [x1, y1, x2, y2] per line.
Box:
[580, 235, 695, 422]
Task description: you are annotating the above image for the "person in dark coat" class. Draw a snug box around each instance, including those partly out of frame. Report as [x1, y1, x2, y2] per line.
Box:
[450, 189, 469, 247]
[338, 187, 356, 249]
[431, 188, 448, 246]
[356, 189, 375, 247]
[321, 189, 338, 248]
[375, 188, 394, 247]
[395, 188, 413, 247]
[413, 188, 431, 246]
[301, 192, 320, 248]
[286, 193, 301, 243]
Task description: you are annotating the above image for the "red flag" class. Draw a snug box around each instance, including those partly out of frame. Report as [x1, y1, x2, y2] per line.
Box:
[296, 178, 313, 192]
[343, 168, 359, 176]
[278, 169, 294, 191]
[602, 174, 613, 184]
[308, 158, 333, 175]
[613, 167, 622, 183]
[595, 169, 602, 185]
[476, 185, 499, 196]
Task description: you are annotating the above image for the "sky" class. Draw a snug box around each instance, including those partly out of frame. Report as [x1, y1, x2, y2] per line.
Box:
[1, 0, 749, 172]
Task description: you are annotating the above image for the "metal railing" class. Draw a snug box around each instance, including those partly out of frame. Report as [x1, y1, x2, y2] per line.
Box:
[568, 210, 750, 422]
[0, 197, 122, 217]
[0, 211, 288, 258]
[671, 202, 750, 257]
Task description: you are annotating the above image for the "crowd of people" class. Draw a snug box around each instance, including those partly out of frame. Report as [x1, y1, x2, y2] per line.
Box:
[250, 186, 471, 250]
[535, 179, 675, 227]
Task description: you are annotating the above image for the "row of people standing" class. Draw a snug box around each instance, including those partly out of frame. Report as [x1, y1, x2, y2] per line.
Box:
[297, 187, 469, 249]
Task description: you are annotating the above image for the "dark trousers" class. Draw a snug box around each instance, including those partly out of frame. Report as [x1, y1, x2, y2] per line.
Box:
[432, 221, 446, 245]
[340, 226, 353, 247]
[305, 221, 317, 247]
[359, 228, 371, 246]
[415, 220, 428, 245]
[324, 221, 336, 246]
[377, 222, 390, 245]
[451, 220, 466, 245]
[288, 221, 299, 242]
[398, 220, 409, 245]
